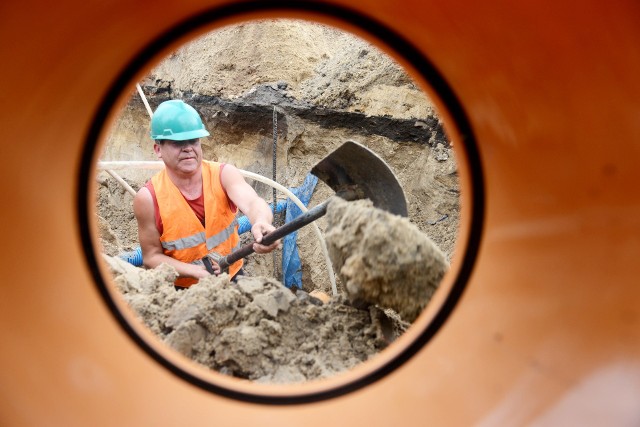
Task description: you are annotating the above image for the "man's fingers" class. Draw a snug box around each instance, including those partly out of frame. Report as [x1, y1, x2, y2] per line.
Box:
[252, 240, 280, 254]
[251, 224, 268, 242]
[251, 222, 280, 253]
[253, 242, 267, 253]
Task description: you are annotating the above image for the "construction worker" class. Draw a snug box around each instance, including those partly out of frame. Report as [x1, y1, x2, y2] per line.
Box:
[133, 99, 279, 288]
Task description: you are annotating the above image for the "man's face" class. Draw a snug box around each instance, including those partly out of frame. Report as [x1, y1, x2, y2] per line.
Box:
[154, 139, 203, 174]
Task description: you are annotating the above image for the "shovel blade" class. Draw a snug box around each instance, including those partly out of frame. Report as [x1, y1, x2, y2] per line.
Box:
[311, 140, 408, 217]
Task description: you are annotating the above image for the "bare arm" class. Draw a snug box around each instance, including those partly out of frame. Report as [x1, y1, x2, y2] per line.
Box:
[132, 186, 210, 278]
[221, 164, 280, 254]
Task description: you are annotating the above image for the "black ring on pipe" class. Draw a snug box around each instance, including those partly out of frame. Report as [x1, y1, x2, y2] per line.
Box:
[78, 0, 485, 405]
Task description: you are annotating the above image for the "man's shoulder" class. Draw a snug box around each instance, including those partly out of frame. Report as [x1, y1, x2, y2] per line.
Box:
[135, 183, 152, 198]
[133, 184, 154, 214]
[202, 159, 222, 170]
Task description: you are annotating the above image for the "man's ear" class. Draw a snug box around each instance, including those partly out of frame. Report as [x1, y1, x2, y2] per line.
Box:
[153, 143, 162, 159]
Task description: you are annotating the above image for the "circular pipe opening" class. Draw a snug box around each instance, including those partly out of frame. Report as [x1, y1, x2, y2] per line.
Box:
[79, 1, 484, 404]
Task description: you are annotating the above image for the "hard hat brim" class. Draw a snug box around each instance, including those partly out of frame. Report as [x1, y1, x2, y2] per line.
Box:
[151, 128, 210, 141]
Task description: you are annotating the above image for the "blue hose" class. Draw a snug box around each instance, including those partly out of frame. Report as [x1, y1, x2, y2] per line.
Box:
[120, 246, 144, 267]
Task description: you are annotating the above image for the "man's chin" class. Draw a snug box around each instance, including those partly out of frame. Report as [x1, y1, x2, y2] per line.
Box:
[177, 159, 199, 172]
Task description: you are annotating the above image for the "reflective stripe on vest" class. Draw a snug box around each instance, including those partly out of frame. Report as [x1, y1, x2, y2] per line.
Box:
[160, 219, 238, 252]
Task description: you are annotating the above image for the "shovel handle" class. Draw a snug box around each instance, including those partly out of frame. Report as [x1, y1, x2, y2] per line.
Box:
[217, 199, 330, 272]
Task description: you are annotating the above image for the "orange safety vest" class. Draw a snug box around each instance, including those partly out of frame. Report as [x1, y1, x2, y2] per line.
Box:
[151, 160, 242, 287]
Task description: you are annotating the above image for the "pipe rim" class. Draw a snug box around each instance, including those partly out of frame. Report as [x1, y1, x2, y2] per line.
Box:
[77, 0, 485, 405]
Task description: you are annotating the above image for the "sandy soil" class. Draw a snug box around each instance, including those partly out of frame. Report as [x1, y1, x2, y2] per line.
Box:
[100, 195, 448, 383]
[104, 250, 409, 383]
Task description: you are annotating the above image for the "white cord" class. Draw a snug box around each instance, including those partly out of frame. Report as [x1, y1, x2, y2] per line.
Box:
[136, 84, 154, 118]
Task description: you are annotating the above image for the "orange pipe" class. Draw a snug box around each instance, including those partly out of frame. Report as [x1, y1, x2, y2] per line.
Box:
[2, 0, 640, 425]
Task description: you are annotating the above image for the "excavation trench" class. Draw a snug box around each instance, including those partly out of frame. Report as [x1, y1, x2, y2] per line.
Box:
[96, 20, 459, 383]
[97, 89, 458, 383]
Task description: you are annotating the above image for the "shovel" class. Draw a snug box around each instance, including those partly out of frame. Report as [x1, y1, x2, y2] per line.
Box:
[213, 140, 408, 272]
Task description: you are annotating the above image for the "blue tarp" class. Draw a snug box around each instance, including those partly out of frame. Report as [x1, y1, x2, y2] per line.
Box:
[282, 173, 318, 289]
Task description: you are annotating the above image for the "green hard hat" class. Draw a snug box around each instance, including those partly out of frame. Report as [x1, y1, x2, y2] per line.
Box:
[150, 100, 210, 141]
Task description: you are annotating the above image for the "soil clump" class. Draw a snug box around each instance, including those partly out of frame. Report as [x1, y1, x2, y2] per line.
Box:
[326, 198, 449, 323]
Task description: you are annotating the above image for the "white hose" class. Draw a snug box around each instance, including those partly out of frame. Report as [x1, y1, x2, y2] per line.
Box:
[98, 160, 163, 170]
[105, 169, 136, 197]
[136, 84, 154, 118]
[240, 170, 337, 296]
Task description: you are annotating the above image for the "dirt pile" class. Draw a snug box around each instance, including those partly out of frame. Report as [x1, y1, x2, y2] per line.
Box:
[103, 252, 408, 383]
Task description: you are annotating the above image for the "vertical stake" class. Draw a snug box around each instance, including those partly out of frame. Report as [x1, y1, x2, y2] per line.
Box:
[272, 106, 278, 279]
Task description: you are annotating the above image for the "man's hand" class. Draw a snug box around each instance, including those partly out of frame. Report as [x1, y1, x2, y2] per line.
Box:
[251, 221, 280, 254]
[186, 263, 214, 278]
[202, 256, 222, 275]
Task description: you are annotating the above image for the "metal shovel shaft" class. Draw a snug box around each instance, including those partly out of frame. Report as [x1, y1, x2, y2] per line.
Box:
[217, 199, 331, 272]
